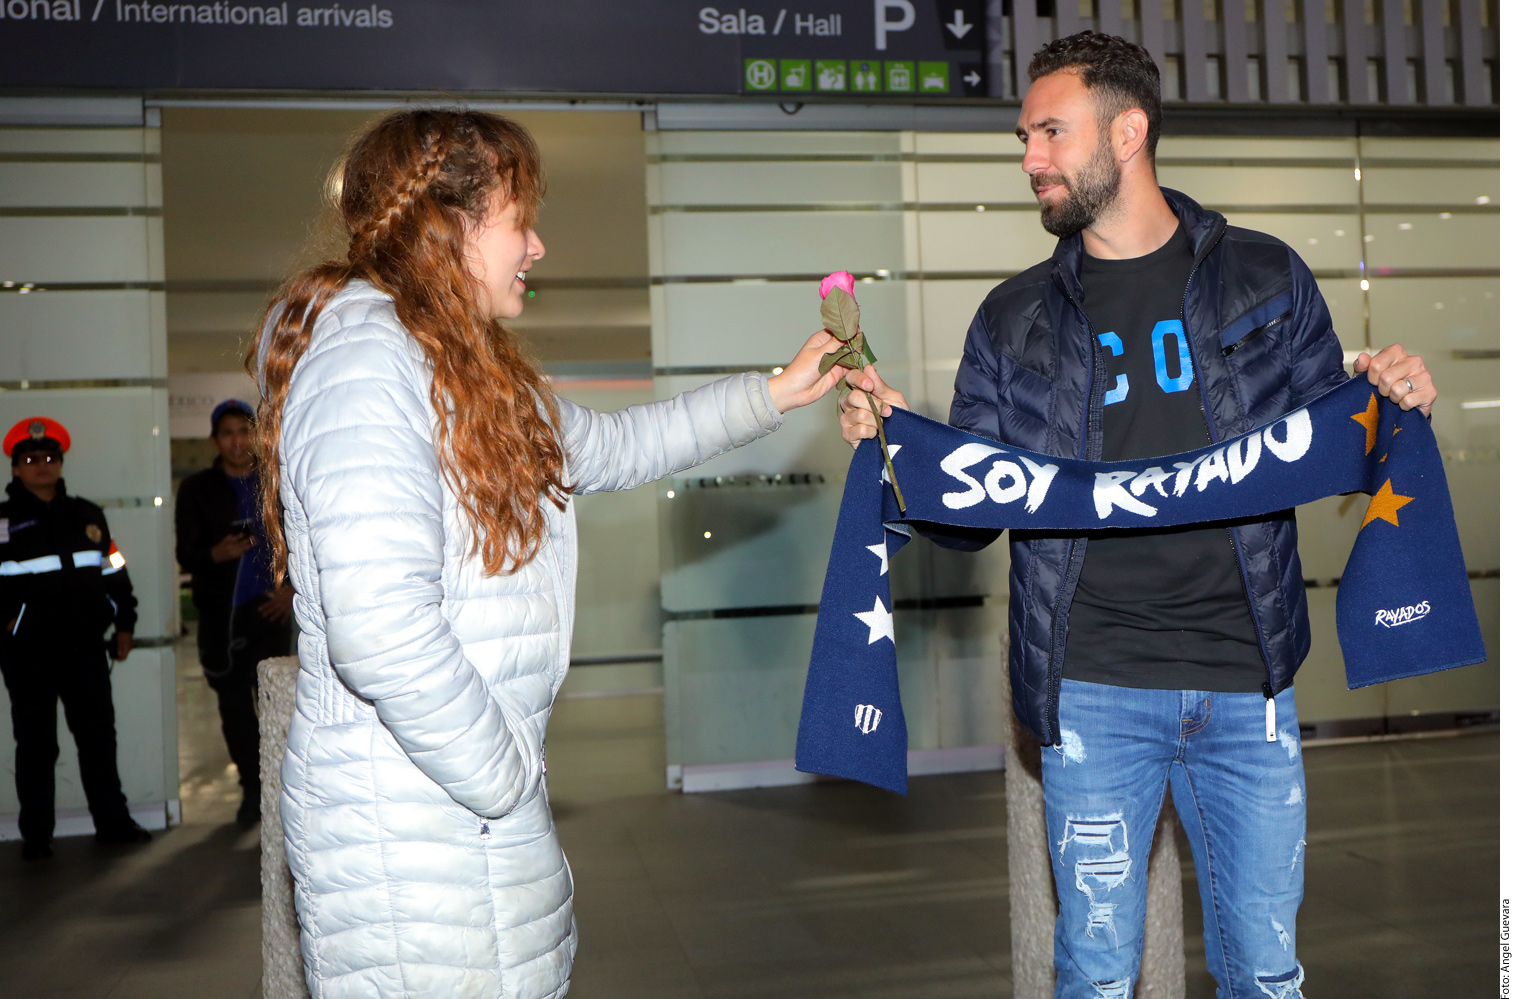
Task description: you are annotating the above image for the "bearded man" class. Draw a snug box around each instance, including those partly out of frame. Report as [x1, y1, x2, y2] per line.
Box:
[839, 31, 1439, 999]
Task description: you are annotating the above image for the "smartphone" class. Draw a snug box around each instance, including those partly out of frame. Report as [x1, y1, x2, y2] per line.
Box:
[230, 517, 255, 538]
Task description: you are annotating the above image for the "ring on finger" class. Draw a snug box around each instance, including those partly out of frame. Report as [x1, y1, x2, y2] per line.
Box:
[1404, 377, 1414, 394]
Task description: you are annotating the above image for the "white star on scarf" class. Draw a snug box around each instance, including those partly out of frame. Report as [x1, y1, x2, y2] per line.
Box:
[865, 542, 889, 575]
[879, 444, 902, 487]
[854, 596, 895, 645]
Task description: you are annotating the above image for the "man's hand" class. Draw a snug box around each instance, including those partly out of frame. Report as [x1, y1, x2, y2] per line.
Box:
[766, 330, 851, 414]
[112, 631, 133, 661]
[839, 364, 910, 448]
[259, 584, 296, 625]
[211, 532, 255, 563]
[1355, 344, 1436, 418]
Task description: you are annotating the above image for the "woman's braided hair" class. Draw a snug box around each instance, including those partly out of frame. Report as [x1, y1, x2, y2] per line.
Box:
[248, 108, 567, 581]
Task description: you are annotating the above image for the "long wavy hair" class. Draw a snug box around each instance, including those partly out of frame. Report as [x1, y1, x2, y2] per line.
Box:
[248, 108, 568, 581]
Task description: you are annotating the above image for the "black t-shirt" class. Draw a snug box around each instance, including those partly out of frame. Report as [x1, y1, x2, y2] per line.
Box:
[1061, 225, 1264, 692]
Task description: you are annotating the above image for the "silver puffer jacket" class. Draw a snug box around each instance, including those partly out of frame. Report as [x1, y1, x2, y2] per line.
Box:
[272, 281, 782, 998]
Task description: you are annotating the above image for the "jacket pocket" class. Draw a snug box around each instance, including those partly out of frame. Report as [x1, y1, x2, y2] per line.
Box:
[1221, 291, 1292, 357]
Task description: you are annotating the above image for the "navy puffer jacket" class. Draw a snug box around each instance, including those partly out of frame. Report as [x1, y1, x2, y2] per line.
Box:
[945, 188, 1349, 746]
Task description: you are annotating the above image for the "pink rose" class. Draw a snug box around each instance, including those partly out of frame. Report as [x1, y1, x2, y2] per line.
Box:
[819, 270, 855, 300]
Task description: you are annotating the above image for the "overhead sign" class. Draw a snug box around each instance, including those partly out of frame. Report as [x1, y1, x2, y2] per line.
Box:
[0, 0, 992, 97]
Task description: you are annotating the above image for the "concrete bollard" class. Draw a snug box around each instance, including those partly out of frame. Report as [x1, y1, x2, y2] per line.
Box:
[1000, 633, 1185, 999]
[256, 655, 308, 999]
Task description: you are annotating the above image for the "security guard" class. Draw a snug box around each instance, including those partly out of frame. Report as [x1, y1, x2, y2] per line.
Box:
[0, 417, 151, 860]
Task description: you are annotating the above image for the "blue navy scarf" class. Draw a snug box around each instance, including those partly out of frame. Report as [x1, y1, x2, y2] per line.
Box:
[796, 374, 1484, 794]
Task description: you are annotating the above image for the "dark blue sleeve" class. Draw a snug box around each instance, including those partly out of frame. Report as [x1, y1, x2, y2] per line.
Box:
[1288, 248, 1351, 407]
[948, 305, 1004, 441]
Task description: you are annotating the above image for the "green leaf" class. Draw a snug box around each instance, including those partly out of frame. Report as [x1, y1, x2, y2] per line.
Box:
[855, 332, 878, 365]
[818, 346, 859, 375]
[820, 287, 861, 340]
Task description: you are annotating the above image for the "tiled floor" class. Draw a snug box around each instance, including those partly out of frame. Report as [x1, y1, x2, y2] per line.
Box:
[0, 636, 1495, 997]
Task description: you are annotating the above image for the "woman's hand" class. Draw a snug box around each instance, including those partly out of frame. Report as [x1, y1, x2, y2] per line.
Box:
[839, 364, 909, 448]
[767, 330, 851, 414]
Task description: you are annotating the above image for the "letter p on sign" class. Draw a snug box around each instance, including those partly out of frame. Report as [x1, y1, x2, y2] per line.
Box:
[875, 0, 915, 49]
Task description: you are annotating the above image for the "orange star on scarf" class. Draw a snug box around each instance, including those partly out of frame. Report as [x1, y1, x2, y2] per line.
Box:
[1360, 478, 1414, 528]
[1350, 394, 1378, 454]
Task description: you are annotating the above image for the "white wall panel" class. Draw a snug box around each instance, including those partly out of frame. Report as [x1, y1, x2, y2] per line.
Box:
[554, 380, 662, 658]
[660, 279, 907, 368]
[916, 163, 1033, 203]
[1368, 277, 1497, 351]
[98, 506, 176, 642]
[0, 127, 148, 155]
[0, 290, 158, 381]
[653, 373, 868, 479]
[917, 211, 1058, 272]
[655, 211, 908, 277]
[0, 163, 153, 208]
[657, 162, 903, 205]
[655, 131, 901, 157]
[1359, 137, 1498, 160]
[0, 217, 155, 283]
[0, 388, 167, 500]
[922, 279, 1001, 360]
[915, 133, 1022, 155]
[0, 103, 173, 833]
[1364, 214, 1497, 269]
[1363, 168, 1498, 205]
[1159, 166, 1357, 205]
[1159, 137, 1359, 159]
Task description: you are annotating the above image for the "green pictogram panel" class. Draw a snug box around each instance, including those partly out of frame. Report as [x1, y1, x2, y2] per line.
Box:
[780, 59, 811, 91]
[884, 61, 915, 93]
[744, 58, 777, 91]
[918, 61, 950, 93]
[849, 60, 881, 92]
[815, 59, 848, 92]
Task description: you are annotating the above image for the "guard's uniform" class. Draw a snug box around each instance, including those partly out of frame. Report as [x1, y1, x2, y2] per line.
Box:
[0, 420, 141, 849]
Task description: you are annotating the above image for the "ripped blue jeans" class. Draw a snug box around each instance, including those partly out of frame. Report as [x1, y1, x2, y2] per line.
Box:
[1042, 679, 1307, 999]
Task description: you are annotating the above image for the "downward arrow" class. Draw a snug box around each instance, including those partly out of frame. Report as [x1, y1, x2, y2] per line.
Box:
[963, 70, 982, 86]
[946, 9, 973, 38]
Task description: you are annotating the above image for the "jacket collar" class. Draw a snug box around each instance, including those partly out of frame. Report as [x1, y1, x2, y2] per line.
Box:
[1049, 187, 1228, 307]
[5, 476, 69, 511]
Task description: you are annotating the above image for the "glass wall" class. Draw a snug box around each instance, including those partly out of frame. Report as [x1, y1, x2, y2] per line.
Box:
[648, 129, 1499, 788]
[0, 97, 178, 836]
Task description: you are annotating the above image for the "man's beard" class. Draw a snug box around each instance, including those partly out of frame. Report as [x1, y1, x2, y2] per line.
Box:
[1033, 137, 1121, 239]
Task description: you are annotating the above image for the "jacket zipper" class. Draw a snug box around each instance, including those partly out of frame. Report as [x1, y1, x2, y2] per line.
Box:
[1046, 303, 1101, 746]
[1178, 221, 1281, 731]
[1221, 311, 1291, 357]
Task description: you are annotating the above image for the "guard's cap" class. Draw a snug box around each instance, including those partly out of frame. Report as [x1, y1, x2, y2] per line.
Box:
[211, 399, 255, 433]
[4, 417, 70, 460]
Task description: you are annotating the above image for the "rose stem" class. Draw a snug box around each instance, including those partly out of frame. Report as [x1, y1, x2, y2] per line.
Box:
[865, 391, 906, 511]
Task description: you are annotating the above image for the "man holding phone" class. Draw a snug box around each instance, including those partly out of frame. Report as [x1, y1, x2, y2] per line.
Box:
[174, 399, 293, 825]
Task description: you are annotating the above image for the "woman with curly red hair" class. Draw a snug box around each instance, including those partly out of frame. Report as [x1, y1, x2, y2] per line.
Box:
[252, 108, 843, 998]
